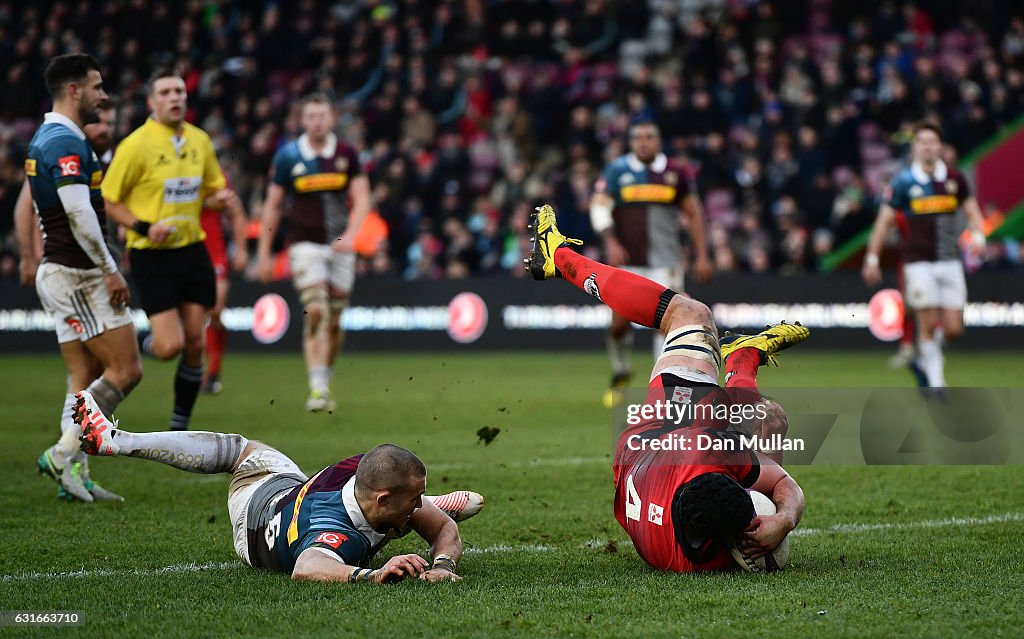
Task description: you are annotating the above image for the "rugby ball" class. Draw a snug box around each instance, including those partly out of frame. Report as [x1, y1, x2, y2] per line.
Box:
[729, 490, 790, 572]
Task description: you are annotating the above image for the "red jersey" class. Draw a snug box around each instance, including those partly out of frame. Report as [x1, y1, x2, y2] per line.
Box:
[613, 377, 760, 572]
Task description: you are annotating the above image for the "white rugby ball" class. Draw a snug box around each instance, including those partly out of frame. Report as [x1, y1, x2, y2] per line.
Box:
[729, 490, 790, 572]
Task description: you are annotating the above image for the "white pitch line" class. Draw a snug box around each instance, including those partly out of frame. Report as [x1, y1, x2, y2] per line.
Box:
[3, 512, 1021, 582]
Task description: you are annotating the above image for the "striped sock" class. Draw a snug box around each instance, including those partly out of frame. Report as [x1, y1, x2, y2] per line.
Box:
[171, 360, 204, 430]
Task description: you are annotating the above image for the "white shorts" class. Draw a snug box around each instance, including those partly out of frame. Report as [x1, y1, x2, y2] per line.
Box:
[903, 260, 967, 310]
[623, 265, 684, 292]
[288, 242, 356, 293]
[227, 447, 307, 566]
[35, 262, 134, 344]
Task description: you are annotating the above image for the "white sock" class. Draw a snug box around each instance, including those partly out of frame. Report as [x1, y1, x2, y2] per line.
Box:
[918, 337, 946, 388]
[605, 332, 634, 377]
[309, 366, 331, 394]
[54, 394, 80, 458]
[112, 430, 248, 473]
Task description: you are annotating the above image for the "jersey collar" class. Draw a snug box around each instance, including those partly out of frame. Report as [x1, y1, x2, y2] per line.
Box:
[43, 112, 86, 140]
[626, 152, 668, 173]
[297, 132, 338, 161]
[911, 159, 947, 184]
[342, 478, 387, 547]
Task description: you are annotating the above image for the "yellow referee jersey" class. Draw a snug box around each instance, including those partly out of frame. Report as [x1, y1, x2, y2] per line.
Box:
[102, 117, 226, 250]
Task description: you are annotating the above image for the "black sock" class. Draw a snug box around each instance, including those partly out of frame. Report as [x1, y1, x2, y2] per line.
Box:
[171, 360, 203, 430]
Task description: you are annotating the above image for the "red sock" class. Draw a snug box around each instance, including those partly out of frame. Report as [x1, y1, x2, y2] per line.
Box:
[554, 247, 674, 329]
[206, 324, 226, 377]
[724, 348, 761, 391]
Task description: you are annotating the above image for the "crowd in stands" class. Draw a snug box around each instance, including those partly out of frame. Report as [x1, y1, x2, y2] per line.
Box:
[2, 0, 1023, 281]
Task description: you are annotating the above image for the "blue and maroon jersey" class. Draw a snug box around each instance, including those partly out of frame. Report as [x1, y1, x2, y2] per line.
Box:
[613, 375, 760, 572]
[594, 152, 691, 268]
[248, 454, 389, 574]
[270, 133, 362, 246]
[887, 160, 970, 263]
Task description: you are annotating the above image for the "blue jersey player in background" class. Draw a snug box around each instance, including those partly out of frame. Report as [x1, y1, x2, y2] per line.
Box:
[28, 54, 143, 505]
[73, 389, 484, 584]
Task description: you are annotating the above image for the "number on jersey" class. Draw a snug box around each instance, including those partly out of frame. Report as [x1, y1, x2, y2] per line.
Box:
[625, 474, 642, 522]
[265, 512, 282, 550]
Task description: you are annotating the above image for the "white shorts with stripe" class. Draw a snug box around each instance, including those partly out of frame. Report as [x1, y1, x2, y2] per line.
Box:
[287, 242, 357, 293]
[903, 259, 967, 310]
[35, 262, 134, 344]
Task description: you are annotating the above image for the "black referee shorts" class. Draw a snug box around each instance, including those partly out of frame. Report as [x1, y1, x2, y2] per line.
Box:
[129, 243, 216, 315]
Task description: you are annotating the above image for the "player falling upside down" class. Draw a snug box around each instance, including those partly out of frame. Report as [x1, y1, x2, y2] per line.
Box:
[526, 204, 805, 571]
[72, 391, 483, 583]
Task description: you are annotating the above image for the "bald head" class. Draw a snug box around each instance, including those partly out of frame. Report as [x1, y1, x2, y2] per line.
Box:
[354, 444, 426, 498]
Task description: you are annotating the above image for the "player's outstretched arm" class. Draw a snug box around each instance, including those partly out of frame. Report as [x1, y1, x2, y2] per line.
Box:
[742, 455, 804, 558]
[410, 498, 464, 583]
[291, 548, 428, 584]
[863, 203, 896, 286]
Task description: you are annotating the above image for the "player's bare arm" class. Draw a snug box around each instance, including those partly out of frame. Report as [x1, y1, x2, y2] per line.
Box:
[963, 196, 986, 257]
[333, 174, 371, 255]
[862, 202, 897, 286]
[590, 191, 628, 266]
[291, 548, 427, 584]
[681, 193, 713, 283]
[14, 179, 42, 286]
[205, 188, 249, 271]
[409, 498, 464, 583]
[103, 198, 173, 244]
[743, 457, 804, 557]
[257, 183, 286, 282]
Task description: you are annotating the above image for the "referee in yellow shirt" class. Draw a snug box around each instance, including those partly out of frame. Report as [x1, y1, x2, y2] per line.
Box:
[103, 67, 244, 430]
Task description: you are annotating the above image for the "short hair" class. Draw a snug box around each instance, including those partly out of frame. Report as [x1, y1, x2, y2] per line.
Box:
[628, 117, 660, 135]
[147, 66, 183, 95]
[672, 472, 755, 540]
[44, 53, 101, 99]
[354, 444, 426, 495]
[913, 120, 943, 141]
[300, 92, 334, 111]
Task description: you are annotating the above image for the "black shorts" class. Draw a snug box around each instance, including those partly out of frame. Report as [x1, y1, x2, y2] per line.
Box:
[129, 243, 216, 315]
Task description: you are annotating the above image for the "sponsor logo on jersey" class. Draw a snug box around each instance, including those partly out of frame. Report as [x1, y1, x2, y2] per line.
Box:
[908, 184, 924, 198]
[58, 155, 81, 177]
[664, 171, 678, 186]
[314, 532, 349, 549]
[291, 162, 307, 176]
[334, 157, 349, 172]
[671, 386, 693, 404]
[64, 317, 84, 335]
[621, 184, 677, 203]
[910, 194, 957, 215]
[294, 172, 348, 193]
[945, 179, 958, 194]
[162, 176, 202, 204]
[648, 502, 664, 526]
[90, 170, 103, 188]
[24, 159, 37, 176]
[618, 173, 635, 186]
[583, 273, 602, 300]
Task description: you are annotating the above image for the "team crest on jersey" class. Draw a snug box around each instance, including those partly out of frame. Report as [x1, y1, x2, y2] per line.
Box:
[25, 159, 37, 176]
[90, 170, 103, 188]
[291, 163, 307, 176]
[671, 386, 693, 404]
[313, 532, 348, 549]
[909, 185, 924, 198]
[58, 155, 81, 177]
[648, 502, 664, 526]
[945, 180, 958, 194]
[664, 172, 678, 186]
[583, 273, 601, 300]
[334, 157, 348, 172]
[64, 317, 84, 335]
[618, 173, 635, 186]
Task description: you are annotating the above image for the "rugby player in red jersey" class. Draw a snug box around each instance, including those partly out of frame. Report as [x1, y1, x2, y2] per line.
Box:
[526, 204, 806, 571]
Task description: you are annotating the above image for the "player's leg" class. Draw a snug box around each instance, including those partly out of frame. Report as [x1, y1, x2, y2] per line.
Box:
[603, 312, 634, 404]
[325, 250, 356, 387]
[290, 242, 335, 411]
[938, 259, 966, 342]
[202, 277, 229, 394]
[145, 308, 186, 359]
[75, 389, 248, 473]
[903, 261, 946, 389]
[171, 302, 208, 430]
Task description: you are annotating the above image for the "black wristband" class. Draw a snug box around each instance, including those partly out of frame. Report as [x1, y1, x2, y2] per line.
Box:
[132, 220, 151, 236]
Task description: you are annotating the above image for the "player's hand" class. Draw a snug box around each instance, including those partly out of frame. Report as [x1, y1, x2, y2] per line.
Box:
[861, 261, 882, 286]
[738, 513, 791, 558]
[333, 231, 356, 254]
[18, 256, 39, 286]
[204, 188, 240, 211]
[103, 271, 131, 309]
[418, 568, 462, 583]
[256, 255, 274, 284]
[231, 247, 249, 273]
[693, 255, 714, 283]
[148, 222, 173, 244]
[604, 237, 629, 267]
[372, 554, 428, 584]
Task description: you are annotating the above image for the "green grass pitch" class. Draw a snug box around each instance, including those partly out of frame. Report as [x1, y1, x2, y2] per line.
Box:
[1, 350, 1022, 638]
